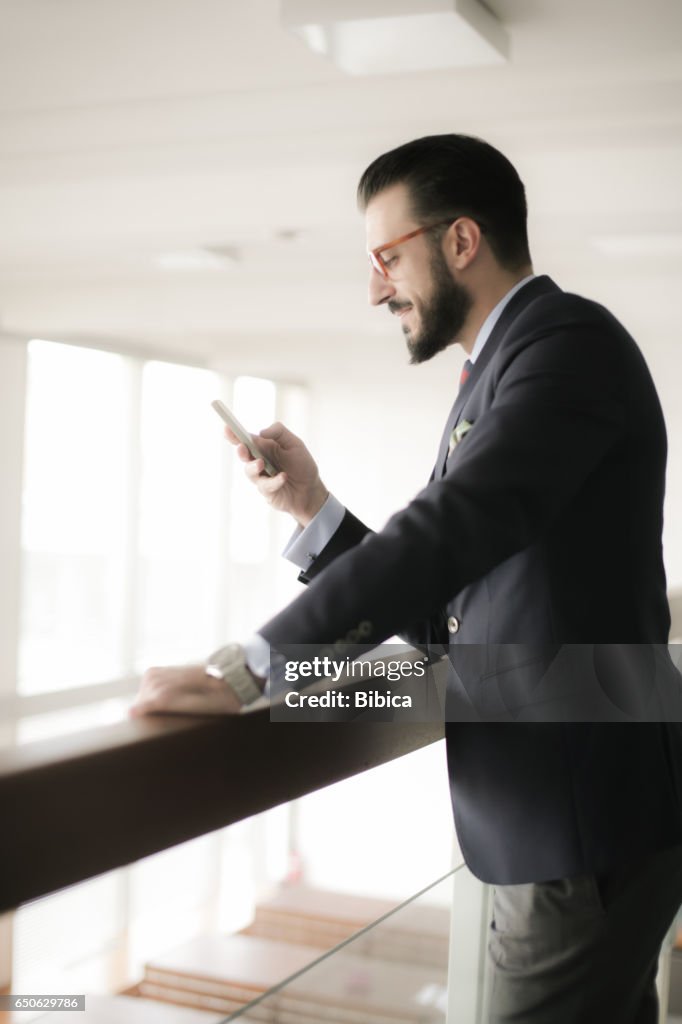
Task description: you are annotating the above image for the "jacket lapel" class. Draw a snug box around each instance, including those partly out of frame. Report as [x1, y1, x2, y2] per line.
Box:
[434, 276, 560, 478]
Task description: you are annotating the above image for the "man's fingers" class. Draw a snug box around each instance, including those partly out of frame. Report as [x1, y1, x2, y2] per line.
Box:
[131, 663, 242, 717]
[225, 424, 280, 451]
[131, 689, 239, 717]
[129, 698, 184, 717]
[129, 699, 161, 718]
[137, 671, 161, 697]
[256, 472, 287, 495]
[259, 422, 295, 446]
[244, 457, 266, 479]
[243, 459, 287, 489]
[129, 702, 151, 717]
[224, 426, 270, 455]
[228, 435, 260, 464]
[234, 442, 254, 463]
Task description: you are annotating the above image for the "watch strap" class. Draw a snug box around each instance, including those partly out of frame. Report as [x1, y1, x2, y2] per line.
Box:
[205, 642, 263, 706]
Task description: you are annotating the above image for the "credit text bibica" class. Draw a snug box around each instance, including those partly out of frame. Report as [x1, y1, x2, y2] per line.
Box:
[284, 689, 412, 708]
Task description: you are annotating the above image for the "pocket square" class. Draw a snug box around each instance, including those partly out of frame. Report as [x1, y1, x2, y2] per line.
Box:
[448, 419, 474, 454]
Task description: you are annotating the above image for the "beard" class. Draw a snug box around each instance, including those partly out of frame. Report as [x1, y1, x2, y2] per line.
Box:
[392, 249, 473, 365]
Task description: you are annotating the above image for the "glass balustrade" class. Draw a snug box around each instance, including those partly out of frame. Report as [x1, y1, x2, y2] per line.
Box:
[205, 867, 461, 1024]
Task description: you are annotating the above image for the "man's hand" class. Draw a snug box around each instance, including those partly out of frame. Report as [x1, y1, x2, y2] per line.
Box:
[226, 422, 328, 527]
[129, 665, 242, 717]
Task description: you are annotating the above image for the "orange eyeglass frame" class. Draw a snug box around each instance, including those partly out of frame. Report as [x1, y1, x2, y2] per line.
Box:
[367, 219, 453, 279]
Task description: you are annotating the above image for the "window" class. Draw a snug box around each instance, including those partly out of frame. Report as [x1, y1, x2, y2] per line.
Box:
[19, 342, 131, 692]
[18, 339, 305, 696]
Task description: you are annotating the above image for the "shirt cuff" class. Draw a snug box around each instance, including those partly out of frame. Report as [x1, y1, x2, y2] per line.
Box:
[243, 633, 272, 682]
[282, 493, 346, 571]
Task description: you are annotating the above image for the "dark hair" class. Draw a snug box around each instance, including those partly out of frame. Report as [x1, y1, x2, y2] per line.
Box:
[357, 134, 531, 271]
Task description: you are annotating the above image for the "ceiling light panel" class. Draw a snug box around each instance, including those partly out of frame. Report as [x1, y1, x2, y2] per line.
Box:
[282, 0, 509, 74]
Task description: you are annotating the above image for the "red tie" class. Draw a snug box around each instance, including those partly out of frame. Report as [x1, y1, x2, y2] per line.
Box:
[459, 359, 473, 391]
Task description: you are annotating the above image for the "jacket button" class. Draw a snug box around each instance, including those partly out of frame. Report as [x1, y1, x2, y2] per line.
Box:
[447, 616, 460, 634]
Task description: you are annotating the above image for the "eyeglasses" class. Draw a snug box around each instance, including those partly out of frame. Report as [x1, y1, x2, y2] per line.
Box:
[367, 219, 453, 280]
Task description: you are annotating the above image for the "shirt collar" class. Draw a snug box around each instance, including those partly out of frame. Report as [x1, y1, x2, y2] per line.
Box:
[469, 274, 536, 365]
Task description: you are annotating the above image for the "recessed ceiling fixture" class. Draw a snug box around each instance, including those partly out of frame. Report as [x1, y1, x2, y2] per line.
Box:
[281, 0, 509, 75]
[274, 228, 303, 242]
[155, 247, 241, 271]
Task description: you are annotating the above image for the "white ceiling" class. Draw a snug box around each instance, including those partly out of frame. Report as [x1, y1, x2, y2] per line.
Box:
[0, 0, 681, 357]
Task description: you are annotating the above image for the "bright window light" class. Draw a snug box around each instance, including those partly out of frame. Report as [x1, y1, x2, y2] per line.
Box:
[19, 341, 130, 693]
[135, 361, 223, 669]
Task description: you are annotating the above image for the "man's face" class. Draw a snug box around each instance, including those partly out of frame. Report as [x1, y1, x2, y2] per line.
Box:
[365, 183, 472, 365]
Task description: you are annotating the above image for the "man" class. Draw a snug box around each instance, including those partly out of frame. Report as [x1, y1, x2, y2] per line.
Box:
[131, 135, 682, 1023]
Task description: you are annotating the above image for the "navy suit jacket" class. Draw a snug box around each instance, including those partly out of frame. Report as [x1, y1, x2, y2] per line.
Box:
[260, 276, 682, 883]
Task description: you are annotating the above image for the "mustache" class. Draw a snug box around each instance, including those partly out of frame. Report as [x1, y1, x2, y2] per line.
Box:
[388, 300, 412, 314]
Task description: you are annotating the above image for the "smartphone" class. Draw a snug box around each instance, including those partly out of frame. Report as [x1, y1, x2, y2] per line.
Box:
[211, 400, 278, 477]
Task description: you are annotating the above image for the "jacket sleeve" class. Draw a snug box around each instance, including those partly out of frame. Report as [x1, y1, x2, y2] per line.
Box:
[297, 509, 371, 584]
[298, 509, 450, 653]
[259, 310, 627, 654]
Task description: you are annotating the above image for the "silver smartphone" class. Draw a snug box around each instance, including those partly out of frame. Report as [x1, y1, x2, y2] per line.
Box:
[211, 400, 278, 477]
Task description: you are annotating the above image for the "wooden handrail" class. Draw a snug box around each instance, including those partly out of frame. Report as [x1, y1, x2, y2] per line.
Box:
[4, 620, 681, 914]
[0, 664, 446, 913]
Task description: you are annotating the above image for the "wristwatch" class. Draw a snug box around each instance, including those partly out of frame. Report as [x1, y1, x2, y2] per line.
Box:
[205, 642, 264, 707]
